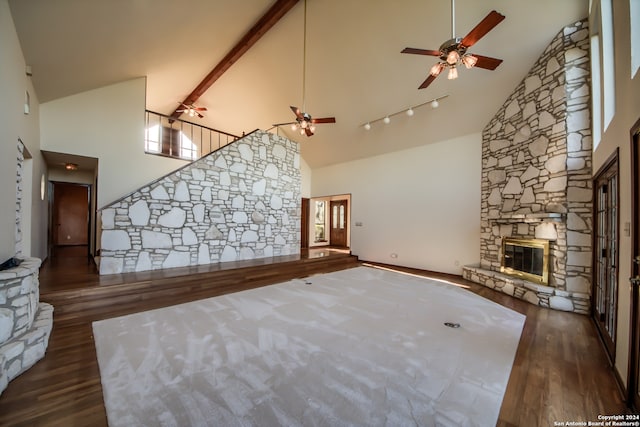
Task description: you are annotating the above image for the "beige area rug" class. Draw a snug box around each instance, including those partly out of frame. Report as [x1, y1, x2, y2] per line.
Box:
[93, 266, 525, 426]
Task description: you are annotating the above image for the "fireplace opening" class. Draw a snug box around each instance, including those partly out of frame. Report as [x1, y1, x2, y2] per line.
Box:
[501, 237, 550, 285]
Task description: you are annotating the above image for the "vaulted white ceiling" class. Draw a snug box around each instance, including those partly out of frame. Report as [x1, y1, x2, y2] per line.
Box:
[9, 0, 588, 168]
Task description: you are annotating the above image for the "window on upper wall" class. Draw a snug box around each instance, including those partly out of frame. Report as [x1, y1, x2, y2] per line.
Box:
[591, 34, 603, 149]
[601, 0, 615, 131]
[632, 0, 640, 77]
[145, 124, 198, 160]
[590, 0, 616, 149]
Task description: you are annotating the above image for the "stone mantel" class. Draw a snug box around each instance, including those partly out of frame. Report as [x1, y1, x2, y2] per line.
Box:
[488, 213, 566, 224]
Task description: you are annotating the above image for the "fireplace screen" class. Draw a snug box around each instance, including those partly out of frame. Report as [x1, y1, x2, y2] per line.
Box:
[501, 237, 550, 285]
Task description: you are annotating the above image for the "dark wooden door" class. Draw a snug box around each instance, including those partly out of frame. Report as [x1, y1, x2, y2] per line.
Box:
[301, 198, 309, 249]
[329, 200, 348, 248]
[592, 151, 619, 362]
[629, 124, 640, 410]
[53, 182, 89, 246]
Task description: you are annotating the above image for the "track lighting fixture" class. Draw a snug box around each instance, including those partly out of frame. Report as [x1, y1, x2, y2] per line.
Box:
[361, 95, 448, 131]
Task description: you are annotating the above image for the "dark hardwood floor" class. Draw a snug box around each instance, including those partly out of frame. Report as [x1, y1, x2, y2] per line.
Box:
[0, 247, 631, 426]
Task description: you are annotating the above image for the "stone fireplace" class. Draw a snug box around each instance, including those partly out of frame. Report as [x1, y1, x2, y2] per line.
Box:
[463, 20, 592, 314]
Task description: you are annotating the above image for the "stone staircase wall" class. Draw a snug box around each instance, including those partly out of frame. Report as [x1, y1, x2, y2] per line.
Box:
[99, 130, 301, 275]
[465, 20, 592, 313]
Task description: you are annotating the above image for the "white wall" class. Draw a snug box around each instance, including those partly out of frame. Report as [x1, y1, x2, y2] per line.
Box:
[48, 169, 94, 185]
[40, 78, 189, 208]
[591, 0, 640, 389]
[300, 156, 312, 198]
[312, 133, 481, 275]
[0, 0, 48, 261]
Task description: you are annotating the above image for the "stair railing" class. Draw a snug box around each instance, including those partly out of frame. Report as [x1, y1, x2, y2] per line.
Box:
[144, 110, 241, 161]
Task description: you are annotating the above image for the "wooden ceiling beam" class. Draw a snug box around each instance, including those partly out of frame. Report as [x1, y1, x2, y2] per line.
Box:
[171, 0, 300, 119]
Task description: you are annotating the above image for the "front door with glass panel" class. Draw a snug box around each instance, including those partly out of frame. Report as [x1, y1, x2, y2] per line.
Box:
[330, 200, 348, 248]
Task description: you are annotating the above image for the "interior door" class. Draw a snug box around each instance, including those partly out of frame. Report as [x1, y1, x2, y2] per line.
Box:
[629, 125, 640, 410]
[592, 152, 619, 362]
[52, 182, 89, 246]
[301, 198, 309, 249]
[329, 200, 348, 248]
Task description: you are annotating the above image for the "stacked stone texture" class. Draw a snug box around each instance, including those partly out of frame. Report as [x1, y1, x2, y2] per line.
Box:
[99, 131, 301, 274]
[15, 140, 24, 256]
[0, 258, 54, 395]
[463, 20, 592, 314]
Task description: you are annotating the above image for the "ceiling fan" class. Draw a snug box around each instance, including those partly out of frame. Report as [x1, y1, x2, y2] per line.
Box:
[401, 0, 505, 89]
[176, 102, 207, 118]
[273, 0, 335, 137]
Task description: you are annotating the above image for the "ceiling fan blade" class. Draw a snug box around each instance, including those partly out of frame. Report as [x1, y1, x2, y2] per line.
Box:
[460, 10, 505, 49]
[196, 112, 204, 118]
[290, 106, 304, 120]
[305, 127, 314, 137]
[310, 117, 336, 124]
[418, 73, 438, 90]
[195, 107, 207, 111]
[272, 121, 297, 127]
[401, 47, 441, 56]
[472, 54, 503, 70]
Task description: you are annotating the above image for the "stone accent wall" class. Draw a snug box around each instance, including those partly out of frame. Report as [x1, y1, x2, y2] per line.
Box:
[15, 140, 24, 256]
[99, 131, 301, 275]
[0, 258, 54, 395]
[463, 20, 592, 314]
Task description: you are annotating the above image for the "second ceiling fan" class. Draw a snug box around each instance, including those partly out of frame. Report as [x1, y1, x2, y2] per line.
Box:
[176, 102, 207, 118]
[274, 0, 335, 137]
[402, 0, 505, 89]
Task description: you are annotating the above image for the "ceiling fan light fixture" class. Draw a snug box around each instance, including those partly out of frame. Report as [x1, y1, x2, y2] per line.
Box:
[462, 54, 478, 69]
[401, 5, 505, 90]
[446, 50, 460, 65]
[430, 62, 445, 77]
[291, 123, 298, 131]
[309, 124, 316, 133]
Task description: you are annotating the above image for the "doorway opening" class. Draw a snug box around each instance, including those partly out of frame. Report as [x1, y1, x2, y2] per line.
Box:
[42, 151, 99, 262]
[51, 182, 91, 251]
[308, 194, 351, 249]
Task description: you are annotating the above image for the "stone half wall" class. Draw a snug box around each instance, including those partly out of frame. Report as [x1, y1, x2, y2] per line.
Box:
[99, 130, 301, 275]
[0, 258, 54, 395]
[463, 20, 592, 314]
